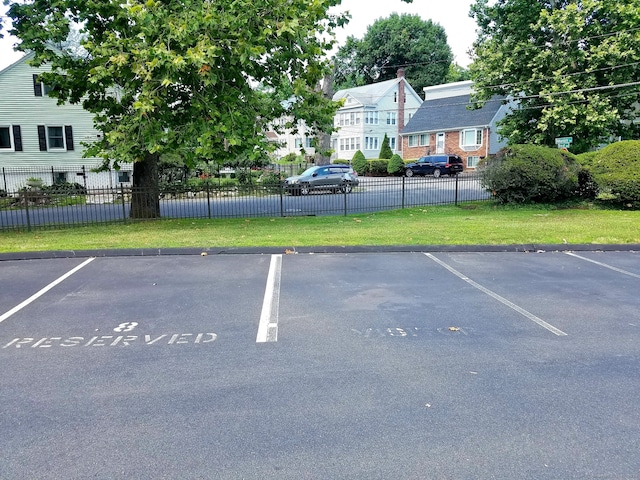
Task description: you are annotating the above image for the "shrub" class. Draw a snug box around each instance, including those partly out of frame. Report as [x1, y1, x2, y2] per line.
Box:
[235, 168, 253, 185]
[368, 159, 388, 176]
[478, 144, 581, 204]
[44, 182, 87, 195]
[379, 134, 393, 159]
[259, 169, 284, 193]
[352, 150, 368, 175]
[387, 154, 405, 175]
[587, 140, 640, 208]
[280, 152, 299, 163]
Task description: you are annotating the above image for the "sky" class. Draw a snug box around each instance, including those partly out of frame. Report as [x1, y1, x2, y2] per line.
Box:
[0, 0, 477, 71]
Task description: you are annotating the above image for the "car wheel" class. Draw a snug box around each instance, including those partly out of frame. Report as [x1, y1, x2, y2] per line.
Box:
[341, 183, 353, 194]
[433, 168, 441, 178]
[300, 184, 311, 195]
[405, 168, 414, 177]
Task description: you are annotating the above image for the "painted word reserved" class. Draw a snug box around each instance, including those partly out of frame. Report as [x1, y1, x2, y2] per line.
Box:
[3, 333, 218, 349]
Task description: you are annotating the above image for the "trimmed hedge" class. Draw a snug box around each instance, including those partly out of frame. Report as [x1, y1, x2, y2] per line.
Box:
[387, 154, 405, 175]
[367, 159, 388, 176]
[352, 150, 368, 175]
[585, 140, 640, 208]
[478, 144, 582, 204]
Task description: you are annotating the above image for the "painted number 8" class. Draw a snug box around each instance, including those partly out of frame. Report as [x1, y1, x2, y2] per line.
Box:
[113, 322, 139, 332]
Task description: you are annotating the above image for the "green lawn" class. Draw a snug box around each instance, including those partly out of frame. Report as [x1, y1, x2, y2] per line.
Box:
[1, 203, 639, 253]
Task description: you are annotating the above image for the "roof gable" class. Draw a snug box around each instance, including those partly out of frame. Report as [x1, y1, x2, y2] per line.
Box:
[333, 77, 422, 107]
[402, 94, 507, 134]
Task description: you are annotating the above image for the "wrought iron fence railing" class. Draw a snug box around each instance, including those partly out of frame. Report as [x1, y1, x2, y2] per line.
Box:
[0, 173, 491, 231]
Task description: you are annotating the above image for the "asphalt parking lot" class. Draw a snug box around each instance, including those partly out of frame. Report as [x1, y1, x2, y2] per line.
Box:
[1, 249, 639, 479]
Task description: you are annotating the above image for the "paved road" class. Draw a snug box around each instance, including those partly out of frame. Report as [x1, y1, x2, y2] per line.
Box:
[1, 249, 639, 479]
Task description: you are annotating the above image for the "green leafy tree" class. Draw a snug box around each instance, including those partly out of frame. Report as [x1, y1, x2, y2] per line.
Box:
[334, 13, 453, 92]
[379, 134, 393, 159]
[445, 63, 471, 83]
[5, 0, 346, 218]
[470, 0, 640, 153]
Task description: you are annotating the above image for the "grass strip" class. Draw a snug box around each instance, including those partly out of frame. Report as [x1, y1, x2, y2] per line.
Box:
[1, 204, 639, 253]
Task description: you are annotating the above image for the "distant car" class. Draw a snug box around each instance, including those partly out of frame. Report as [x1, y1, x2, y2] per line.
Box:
[283, 164, 359, 195]
[404, 154, 464, 178]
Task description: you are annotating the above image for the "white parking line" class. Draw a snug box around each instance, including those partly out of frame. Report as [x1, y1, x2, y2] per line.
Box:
[424, 253, 567, 336]
[256, 254, 282, 343]
[564, 252, 640, 279]
[0, 257, 95, 324]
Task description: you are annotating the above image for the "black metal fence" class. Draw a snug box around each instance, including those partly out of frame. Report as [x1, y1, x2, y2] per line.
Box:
[0, 172, 491, 231]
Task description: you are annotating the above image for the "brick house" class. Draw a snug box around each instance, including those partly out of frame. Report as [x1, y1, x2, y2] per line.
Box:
[401, 81, 511, 170]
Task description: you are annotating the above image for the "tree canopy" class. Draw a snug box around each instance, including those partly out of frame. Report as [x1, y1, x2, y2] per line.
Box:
[5, 0, 347, 216]
[333, 13, 453, 93]
[469, 0, 640, 153]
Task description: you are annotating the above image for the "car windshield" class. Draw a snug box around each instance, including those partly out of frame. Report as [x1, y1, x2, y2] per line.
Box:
[300, 166, 320, 176]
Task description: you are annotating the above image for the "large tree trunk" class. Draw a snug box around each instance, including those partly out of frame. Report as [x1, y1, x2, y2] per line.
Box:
[130, 152, 160, 219]
[314, 70, 334, 166]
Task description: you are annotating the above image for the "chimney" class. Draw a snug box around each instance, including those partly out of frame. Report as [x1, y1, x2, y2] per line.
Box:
[397, 69, 406, 153]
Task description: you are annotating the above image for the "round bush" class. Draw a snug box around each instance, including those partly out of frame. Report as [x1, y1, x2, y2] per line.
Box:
[352, 150, 368, 176]
[587, 140, 640, 208]
[478, 144, 581, 204]
[387, 154, 405, 176]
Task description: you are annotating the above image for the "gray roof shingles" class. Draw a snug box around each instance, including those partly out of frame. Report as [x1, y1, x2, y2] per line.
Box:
[402, 94, 506, 134]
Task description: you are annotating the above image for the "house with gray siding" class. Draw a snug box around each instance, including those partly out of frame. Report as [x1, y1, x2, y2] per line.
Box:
[0, 53, 130, 191]
[332, 69, 422, 161]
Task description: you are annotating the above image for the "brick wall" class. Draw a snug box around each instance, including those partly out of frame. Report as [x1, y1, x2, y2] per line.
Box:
[401, 129, 489, 169]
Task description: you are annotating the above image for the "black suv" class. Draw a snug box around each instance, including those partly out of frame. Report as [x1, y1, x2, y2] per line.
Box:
[404, 154, 464, 178]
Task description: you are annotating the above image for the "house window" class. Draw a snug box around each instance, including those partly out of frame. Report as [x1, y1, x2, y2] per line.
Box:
[295, 138, 303, 148]
[0, 125, 22, 152]
[461, 128, 483, 147]
[364, 111, 378, 125]
[355, 113, 361, 125]
[408, 135, 418, 147]
[305, 138, 314, 148]
[419, 134, 429, 146]
[38, 125, 74, 151]
[118, 171, 131, 183]
[390, 137, 396, 150]
[467, 156, 481, 168]
[48, 126, 65, 149]
[0, 127, 12, 150]
[365, 136, 379, 150]
[386, 112, 396, 125]
[53, 172, 67, 183]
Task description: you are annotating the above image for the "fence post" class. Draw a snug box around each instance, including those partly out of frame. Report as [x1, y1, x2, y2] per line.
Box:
[24, 193, 31, 232]
[2, 167, 6, 192]
[455, 173, 459, 206]
[402, 176, 405, 209]
[206, 182, 211, 219]
[343, 187, 348, 216]
[120, 183, 127, 224]
[279, 185, 284, 217]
